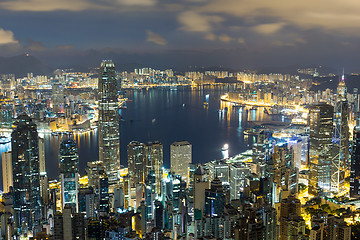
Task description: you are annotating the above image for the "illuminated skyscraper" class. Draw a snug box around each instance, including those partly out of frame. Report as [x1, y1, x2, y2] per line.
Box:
[171, 141, 192, 184]
[145, 141, 163, 194]
[127, 141, 146, 187]
[230, 162, 250, 200]
[333, 73, 349, 193]
[11, 114, 42, 235]
[98, 171, 109, 212]
[52, 83, 64, 113]
[350, 128, 360, 198]
[2, 151, 12, 193]
[127, 141, 163, 200]
[309, 103, 333, 196]
[59, 139, 79, 212]
[98, 60, 120, 183]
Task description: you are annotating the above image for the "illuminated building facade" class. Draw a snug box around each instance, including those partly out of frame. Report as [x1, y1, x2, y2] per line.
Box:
[170, 141, 192, 184]
[350, 128, 360, 198]
[333, 75, 349, 193]
[127, 141, 146, 187]
[145, 141, 163, 194]
[0, 104, 13, 128]
[99, 172, 109, 212]
[2, 151, 12, 193]
[59, 139, 79, 212]
[11, 114, 42, 235]
[205, 176, 225, 217]
[127, 141, 163, 196]
[52, 83, 64, 113]
[309, 103, 334, 196]
[230, 162, 250, 200]
[98, 60, 120, 184]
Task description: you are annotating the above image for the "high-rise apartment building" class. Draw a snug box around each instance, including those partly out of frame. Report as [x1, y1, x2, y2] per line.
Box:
[11, 114, 42, 235]
[170, 141, 192, 183]
[309, 103, 334, 196]
[59, 139, 79, 212]
[2, 151, 12, 193]
[280, 195, 306, 240]
[230, 162, 250, 200]
[98, 60, 120, 184]
[39, 137, 45, 174]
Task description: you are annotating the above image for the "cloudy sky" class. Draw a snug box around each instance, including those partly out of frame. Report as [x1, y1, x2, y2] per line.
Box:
[0, 0, 359, 71]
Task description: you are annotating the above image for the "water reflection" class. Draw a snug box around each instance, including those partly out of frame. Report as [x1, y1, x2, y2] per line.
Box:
[1, 85, 276, 183]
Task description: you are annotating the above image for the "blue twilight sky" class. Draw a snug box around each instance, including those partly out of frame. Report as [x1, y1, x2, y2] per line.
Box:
[0, 0, 360, 71]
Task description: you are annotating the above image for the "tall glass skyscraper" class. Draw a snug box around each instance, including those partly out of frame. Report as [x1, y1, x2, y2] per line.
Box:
[98, 60, 120, 183]
[59, 139, 79, 212]
[350, 128, 360, 198]
[145, 141, 163, 194]
[127, 141, 146, 187]
[333, 74, 349, 194]
[11, 114, 42, 235]
[127, 141, 164, 196]
[309, 103, 333, 196]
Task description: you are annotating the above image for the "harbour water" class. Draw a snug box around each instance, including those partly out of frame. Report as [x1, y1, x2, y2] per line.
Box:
[0, 85, 275, 186]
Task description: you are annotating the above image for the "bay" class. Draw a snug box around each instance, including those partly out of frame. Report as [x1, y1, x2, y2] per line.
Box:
[1, 85, 272, 186]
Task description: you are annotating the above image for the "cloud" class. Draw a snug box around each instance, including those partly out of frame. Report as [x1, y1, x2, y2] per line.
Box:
[0, 28, 18, 45]
[199, 0, 360, 34]
[252, 23, 285, 35]
[0, 0, 158, 12]
[115, 0, 157, 7]
[146, 30, 167, 45]
[0, 0, 100, 11]
[56, 45, 75, 50]
[204, 33, 216, 41]
[26, 39, 46, 51]
[178, 11, 223, 32]
[237, 37, 245, 44]
[218, 34, 233, 42]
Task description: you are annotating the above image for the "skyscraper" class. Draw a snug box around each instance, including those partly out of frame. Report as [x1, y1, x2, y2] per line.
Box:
[127, 141, 146, 187]
[309, 103, 333, 196]
[145, 141, 163, 194]
[59, 139, 79, 212]
[11, 114, 42, 235]
[52, 83, 64, 113]
[350, 127, 360, 198]
[99, 171, 110, 213]
[280, 195, 306, 240]
[2, 151, 12, 193]
[333, 74, 349, 194]
[98, 60, 120, 184]
[170, 141, 192, 184]
[230, 162, 250, 200]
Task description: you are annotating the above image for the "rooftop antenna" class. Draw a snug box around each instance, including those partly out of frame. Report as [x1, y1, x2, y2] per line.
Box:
[341, 68, 345, 82]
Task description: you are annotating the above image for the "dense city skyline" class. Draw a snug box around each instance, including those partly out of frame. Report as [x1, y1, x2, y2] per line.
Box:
[1, 60, 360, 239]
[2, 1, 360, 239]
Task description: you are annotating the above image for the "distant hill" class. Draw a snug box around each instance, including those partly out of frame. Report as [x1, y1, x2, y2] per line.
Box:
[311, 74, 360, 92]
[0, 54, 53, 77]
